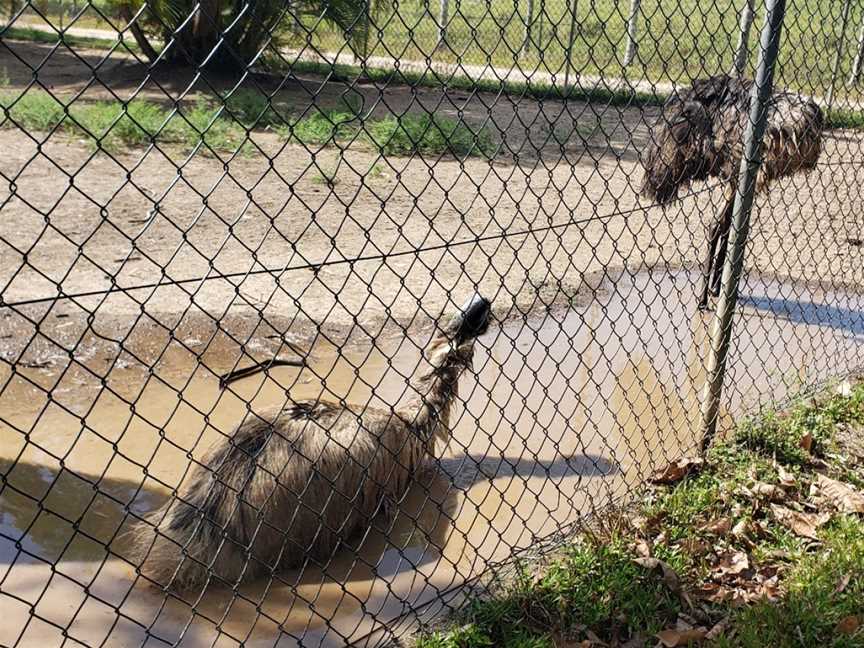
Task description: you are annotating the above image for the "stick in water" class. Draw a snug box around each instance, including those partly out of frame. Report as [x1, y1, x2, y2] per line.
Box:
[219, 341, 308, 388]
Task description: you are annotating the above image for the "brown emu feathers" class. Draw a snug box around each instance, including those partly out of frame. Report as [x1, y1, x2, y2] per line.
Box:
[131, 295, 492, 591]
[641, 75, 823, 204]
[640, 75, 823, 309]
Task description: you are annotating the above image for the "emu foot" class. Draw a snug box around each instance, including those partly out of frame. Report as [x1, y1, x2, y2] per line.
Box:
[710, 275, 723, 299]
[698, 279, 713, 312]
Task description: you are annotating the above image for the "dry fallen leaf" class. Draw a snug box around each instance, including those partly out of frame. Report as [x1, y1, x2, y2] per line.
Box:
[752, 482, 786, 501]
[650, 457, 705, 485]
[713, 551, 750, 579]
[836, 616, 860, 635]
[705, 618, 729, 641]
[677, 537, 710, 555]
[693, 582, 729, 602]
[799, 432, 814, 453]
[633, 557, 681, 594]
[756, 575, 781, 602]
[816, 474, 864, 513]
[777, 465, 796, 487]
[835, 574, 851, 594]
[676, 614, 702, 628]
[583, 628, 606, 646]
[771, 504, 831, 540]
[701, 517, 732, 535]
[633, 538, 652, 558]
[756, 564, 780, 581]
[619, 636, 646, 648]
[656, 627, 707, 647]
[731, 519, 757, 548]
[732, 519, 752, 538]
[723, 574, 781, 607]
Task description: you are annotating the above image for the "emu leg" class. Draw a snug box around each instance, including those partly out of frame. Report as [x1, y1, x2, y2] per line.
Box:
[698, 190, 736, 311]
[710, 194, 736, 298]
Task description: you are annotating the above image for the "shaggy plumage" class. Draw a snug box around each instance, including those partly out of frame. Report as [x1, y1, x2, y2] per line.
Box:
[131, 296, 491, 591]
[640, 75, 823, 307]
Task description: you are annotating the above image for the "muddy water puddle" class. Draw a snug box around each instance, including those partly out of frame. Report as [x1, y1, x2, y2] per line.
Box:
[2, 270, 863, 647]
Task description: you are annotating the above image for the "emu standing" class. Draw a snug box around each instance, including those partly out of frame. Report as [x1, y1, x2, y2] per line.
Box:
[640, 75, 823, 309]
[132, 294, 492, 591]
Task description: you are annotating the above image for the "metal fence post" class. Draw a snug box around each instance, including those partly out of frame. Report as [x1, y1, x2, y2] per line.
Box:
[827, 0, 852, 110]
[436, 0, 449, 49]
[622, 0, 641, 66]
[563, 0, 578, 91]
[699, 0, 788, 451]
[731, 0, 755, 76]
[522, 0, 535, 56]
[849, 17, 864, 85]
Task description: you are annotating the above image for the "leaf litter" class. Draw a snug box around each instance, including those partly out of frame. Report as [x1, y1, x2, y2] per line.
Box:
[649, 457, 704, 485]
[814, 474, 864, 513]
[770, 504, 831, 540]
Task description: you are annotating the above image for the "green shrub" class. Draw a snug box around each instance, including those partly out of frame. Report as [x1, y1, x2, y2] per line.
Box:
[364, 113, 495, 157]
[2, 92, 67, 131]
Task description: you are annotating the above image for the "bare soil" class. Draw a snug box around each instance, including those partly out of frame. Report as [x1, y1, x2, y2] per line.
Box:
[1, 38, 863, 365]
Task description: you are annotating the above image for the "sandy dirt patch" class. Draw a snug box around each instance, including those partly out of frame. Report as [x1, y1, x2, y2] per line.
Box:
[1, 38, 862, 361]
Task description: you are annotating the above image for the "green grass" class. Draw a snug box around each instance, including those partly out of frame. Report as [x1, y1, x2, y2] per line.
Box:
[827, 108, 864, 130]
[7, 17, 864, 130]
[273, 57, 862, 131]
[736, 387, 864, 464]
[279, 56, 667, 109]
[417, 539, 682, 648]
[720, 516, 864, 648]
[0, 92, 245, 152]
[0, 88, 496, 156]
[417, 381, 864, 647]
[1, 24, 145, 54]
[310, 161, 341, 187]
[9, 0, 861, 105]
[364, 113, 497, 157]
[278, 109, 360, 144]
[278, 0, 864, 106]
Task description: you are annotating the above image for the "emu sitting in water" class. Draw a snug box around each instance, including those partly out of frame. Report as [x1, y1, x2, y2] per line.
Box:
[640, 74, 823, 309]
[132, 294, 492, 590]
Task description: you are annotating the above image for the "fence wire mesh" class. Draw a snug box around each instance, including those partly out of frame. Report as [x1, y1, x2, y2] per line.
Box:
[1, 0, 863, 644]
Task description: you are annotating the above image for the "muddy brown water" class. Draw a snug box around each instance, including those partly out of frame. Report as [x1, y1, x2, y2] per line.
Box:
[2, 269, 863, 647]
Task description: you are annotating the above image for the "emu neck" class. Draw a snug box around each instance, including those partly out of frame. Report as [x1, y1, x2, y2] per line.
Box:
[400, 343, 466, 450]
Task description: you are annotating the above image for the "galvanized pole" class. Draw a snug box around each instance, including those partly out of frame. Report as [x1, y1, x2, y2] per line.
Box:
[731, 0, 755, 76]
[849, 17, 864, 85]
[538, 0, 546, 58]
[623, 0, 641, 67]
[563, 0, 578, 92]
[523, 0, 535, 56]
[436, 0, 450, 50]
[699, 0, 788, 452]
[827, 0, 852, 110]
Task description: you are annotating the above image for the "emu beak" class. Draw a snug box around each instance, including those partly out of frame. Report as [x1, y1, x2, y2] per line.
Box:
[450, 293, 492, 343]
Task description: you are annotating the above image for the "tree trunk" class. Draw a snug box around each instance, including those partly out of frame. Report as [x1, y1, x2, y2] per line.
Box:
[118, 2, 159, 64]
[184, 0, 219, 65]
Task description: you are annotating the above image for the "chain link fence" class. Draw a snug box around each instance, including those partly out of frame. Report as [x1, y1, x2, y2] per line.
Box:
[1, 0, 863, 644]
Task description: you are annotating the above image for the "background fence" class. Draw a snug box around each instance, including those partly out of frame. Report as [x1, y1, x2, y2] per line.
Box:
[1, 0, 863, 645]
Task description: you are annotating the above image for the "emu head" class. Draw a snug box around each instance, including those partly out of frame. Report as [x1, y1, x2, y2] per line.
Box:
[641, 99, 713, 205]
[426, 293, 491, 370]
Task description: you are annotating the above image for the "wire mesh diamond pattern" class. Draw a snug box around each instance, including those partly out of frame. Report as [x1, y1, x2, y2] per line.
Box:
[1, 0, 863, 645]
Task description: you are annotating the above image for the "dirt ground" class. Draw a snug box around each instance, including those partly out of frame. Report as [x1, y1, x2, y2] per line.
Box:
[2, 36, 864, 648]
[1, 38, 864, 369]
